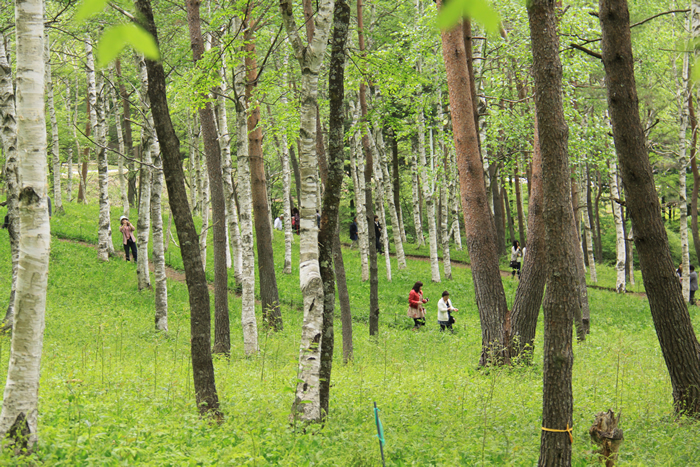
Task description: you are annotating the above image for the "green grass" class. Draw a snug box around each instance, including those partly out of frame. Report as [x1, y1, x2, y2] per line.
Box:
[0, 202, 698, 464]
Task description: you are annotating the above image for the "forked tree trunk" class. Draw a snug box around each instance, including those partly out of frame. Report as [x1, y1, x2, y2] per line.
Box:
[528, 1, 577, 463]
[0, 0, 50, 448]
[136, 60, 152, 290]
[438, 14, 509, 366]
[610, 161, 626, 293]
[600, 0, 700, 416]
[0, 33, 20, 330]
[136, 0, 220, 417]
[280, 0, 334, 424]
[509, 113, 546, 362]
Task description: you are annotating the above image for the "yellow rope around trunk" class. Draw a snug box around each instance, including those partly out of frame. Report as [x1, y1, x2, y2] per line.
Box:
[541, 423, 573, 444]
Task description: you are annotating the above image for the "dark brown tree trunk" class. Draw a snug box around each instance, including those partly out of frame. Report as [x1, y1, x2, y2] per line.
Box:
[689, 93, 700, 262]
[600, 0, 700, 415]
[319, 0, 350, 417]
[515, 165, 525, 243]
[245, 22, 282, 331]
[570, 170, 588, 338]
[528, 1, 578, 463]
[136, 0, 220, 417]
[586, 164, 599, 264]
[502, 181, 516, 243]
[390, 128, 403, 234]
[116, 59, 136, 206]
[509, 113, 546, 362]
[357, 0, 379, 336]
[595, 170, 604, 261]
[290, 142, 302, 207]
[185, 0, 231, 355]
[437, 12, 509, 366]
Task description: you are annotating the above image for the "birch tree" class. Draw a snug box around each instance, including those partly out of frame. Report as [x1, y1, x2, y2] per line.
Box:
[418, 109, 440, 282]
[280, 0, 334, 423]
[677, 50, 691, 302]
[581, 180, 597, 283]
[45, 34, 62, 214]
[349, 100, 369, 280]
[0, 0, 50, 448]
[151, 146, 167, 331]
[610, 160, 626, 293]
[109, 68, 129, 217]
[136, 59, 152, 290]
[376, 124, 406, 269]
[280, 53, 294, 274]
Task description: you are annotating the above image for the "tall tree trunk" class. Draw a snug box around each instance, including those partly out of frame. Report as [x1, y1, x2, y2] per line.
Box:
[582, 181, 598, 283]
[514, 162, 524, 242]
[418, 111, 440, 282]
[528, 1, 577, 462]
[570, 171, 589, 337]
[502, 181, 516, 244]
[290, 141, 302, 206]
[410, 137, 425, 246]
[151, 149, 168, 331]
[449, 149, 463, 250]
[594, 170, 604, 261]
[231, 17, 258, 356]
[389, 128, 407, 243]
[109, 68, 129, 217]
[0, 33, 19, 330]
[116, 59, 136, 207]
[199, 138, 209, 269]
[600, 0, 700, 416]
[185, 0, 232, 353]
[689, 84, 700, 264]
[87, 37, 113, 261]
[610, 161, 626, 293]
[438, 14, 509, 365]
[281, 0, 334, 423]
[377, 126, 406, 269]
[490, 166, 506, 254]
[349, 100, 370, 280]
[509, 113, 546, 361]
[369, 127, 392, 281]
[0, 0, 50, 448]
[319, 0, 350, 417]
[136, 0, 220, 417]
[136, 59, 153, 290]
[244, 22, 282, 330]
[45, 34, 62, 214]
[678, 51, 691, 302]
[66, 71, 77, 203]
[279, 53, 294, 274]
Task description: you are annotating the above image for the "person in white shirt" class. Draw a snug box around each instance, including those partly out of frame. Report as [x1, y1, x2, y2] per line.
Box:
[274, 214, 284, 231]
[510, 240, 523, 278]
[437, 290, 458, 332]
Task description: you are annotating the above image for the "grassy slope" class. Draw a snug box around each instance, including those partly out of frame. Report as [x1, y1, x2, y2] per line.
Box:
[0, 204, 697, 464]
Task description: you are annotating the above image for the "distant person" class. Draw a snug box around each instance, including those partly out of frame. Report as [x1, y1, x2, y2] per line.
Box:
[349, 216, 359, 249]
[274, 214, 284, 231]
[690, 265, 698, 306]
[437, 290, 458, 332]
[292, 207, 300, 235]
[119, 215, 137, 262]
[407, 281, 428, 330]
[374, 215, 383, 254]
[510, 240, 522, 278]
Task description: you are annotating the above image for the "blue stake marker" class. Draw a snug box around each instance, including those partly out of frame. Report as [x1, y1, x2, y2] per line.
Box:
[374, 401, 386, 467]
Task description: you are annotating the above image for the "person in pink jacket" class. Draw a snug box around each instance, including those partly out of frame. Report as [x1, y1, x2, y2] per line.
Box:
[407, 281, 428, 330]
[119, 215, 137, 262]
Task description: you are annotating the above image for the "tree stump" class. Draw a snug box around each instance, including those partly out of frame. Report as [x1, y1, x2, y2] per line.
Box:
[589, 409, 624, 467]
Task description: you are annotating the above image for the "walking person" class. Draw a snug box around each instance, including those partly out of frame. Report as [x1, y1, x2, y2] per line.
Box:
[119, 215, 138, 262]
[274, 214, 284, 231]
[349, 216, 359, 249]
[690, 265, 698, 306]
[510, 240, 523, 278]
[437, 290, 458, 332]
[407, 281, 428, 330]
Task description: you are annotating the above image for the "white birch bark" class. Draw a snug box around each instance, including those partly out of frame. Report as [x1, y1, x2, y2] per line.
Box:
[349, 100, 369, 280]
[151, 148, 167, 331]
[376, 125, 406, 269]
[449, 149, 463, 250]
[188, 116, 198, 215]
[610, 160, 626, 293]
[280, 0, 333, 423]
[199, 151, 209, 270]
[0, 0, 50, 447]
[581, 185, 597, 283]
[109, 67, 129, 217]
[626, 223, 635, 286]
[232, 18, 258, 355]
[0, 33, 19, 329]
[280, 52, 294, 274]
[45, 34, 61, 213]
[418, 110, 440, 282]
[216, 54, 242, 280]
[437, 97, 451, 279]
[675, 49, 691, 302]
[136, 59, 152, 290]
[368, 129, 392, 280]
[410, 141, 425, 247]
[86, 37, 114, 260]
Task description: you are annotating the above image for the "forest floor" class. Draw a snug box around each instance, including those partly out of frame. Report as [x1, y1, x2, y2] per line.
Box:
[0, 203, 695, 465]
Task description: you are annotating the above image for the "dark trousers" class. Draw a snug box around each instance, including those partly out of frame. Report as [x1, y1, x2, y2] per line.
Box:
[124, 239, 138, 261]
[691, 289, 696, 305]
[413, 318, 425, 328]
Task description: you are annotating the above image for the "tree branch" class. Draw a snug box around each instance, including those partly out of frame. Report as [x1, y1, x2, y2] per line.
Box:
[570, 43, 602, 60]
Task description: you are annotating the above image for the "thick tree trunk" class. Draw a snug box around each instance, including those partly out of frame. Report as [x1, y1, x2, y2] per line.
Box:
[244, 26, 282, 330]
[600, 0, 700, 416]
[610, 161, 626, 293]
[280, 0, 333, 423]
[136, 0, 220, 417]
[136, 60, 153, 290]
[0, 0, 50, 448]
[509, 113, 546, 362]
[527, 1, 577, 462]
[151, 150, 168, 332]
[185, 0, 232, 354]
[438, 14, 509, 365]
[45, 34, 62, 214]
[0, 33, 20, 330]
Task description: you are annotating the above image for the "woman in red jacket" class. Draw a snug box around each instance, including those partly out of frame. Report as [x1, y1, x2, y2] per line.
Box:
[407, 281, 428, 330]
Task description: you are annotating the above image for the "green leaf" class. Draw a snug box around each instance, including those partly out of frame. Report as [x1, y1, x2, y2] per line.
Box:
[96, 24, 160, 69]
[436, 0, 500, 34]
[74, 0, 109, 22]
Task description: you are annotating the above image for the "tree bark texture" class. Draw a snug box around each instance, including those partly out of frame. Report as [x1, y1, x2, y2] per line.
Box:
[136, 59, 153, 290]
[610, 161, 626, 293]
[600, 0, 700, 415]
[185, 0, 232, 354]
[0, 0, 50, 448]
[136, 0, 220, 417]
[438, 15, 509, 366]
[418, 110, 440, 282]
[116, 59, 136, 207]
[349, 100, 370, 280]
[45, 34, 62, 214]
[528, 1, 577, 463]
[109, 67, 130, 218]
